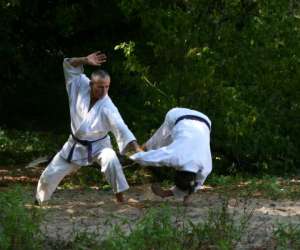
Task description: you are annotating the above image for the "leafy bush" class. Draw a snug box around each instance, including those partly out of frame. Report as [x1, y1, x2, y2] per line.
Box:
[0, 128, 66, 164]
[1, 0, 300, 175]
[116, 0, 300, 174]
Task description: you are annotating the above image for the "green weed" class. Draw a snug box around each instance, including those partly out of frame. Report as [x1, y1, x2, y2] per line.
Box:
[207, 174, 300, 200]
[273, 223, 300, 250]
[0, 186, 43, 250]
[100, 200, 253, 250]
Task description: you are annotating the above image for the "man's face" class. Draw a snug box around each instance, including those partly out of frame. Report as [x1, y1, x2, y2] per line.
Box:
[90, 76, 110, 100]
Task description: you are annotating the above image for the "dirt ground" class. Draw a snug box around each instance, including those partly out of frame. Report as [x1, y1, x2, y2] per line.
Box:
[1, 164, 300, 249]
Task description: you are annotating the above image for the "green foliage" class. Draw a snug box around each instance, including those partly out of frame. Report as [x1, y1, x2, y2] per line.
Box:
[36, 197, 299, 249]
[116, 0, 300, 174]
[207, 174, 300, 200]
[245, 176, 284, 200]
[1, 0, 299, 174]
[209, 175, 285, 199]
[0, 128, 65, 164]
[273, 223, 300, 250]
[186, 198, 252, 249]
[100, 201, 253, 250]
[102, 205, 183, 250]
[0, 186, 43, 250]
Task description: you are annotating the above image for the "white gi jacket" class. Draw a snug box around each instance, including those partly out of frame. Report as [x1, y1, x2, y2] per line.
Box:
[60, 59, 136, 166]
[130, 107, 212, 190]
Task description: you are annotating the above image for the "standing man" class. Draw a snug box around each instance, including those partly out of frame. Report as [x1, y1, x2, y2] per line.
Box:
[36, 51, 142, 204]
[130, 107, 212, 203]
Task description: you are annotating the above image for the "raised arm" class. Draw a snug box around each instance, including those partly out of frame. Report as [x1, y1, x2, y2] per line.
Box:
[63, 51, 107, 86]
[69, 51, 107, 67]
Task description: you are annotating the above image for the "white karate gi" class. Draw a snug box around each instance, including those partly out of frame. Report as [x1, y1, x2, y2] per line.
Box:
[130, 107, 212, 197]
[36, 59, 136, 203]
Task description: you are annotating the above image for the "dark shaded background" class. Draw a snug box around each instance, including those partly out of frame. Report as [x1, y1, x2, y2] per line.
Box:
[1, 0, 299, 174]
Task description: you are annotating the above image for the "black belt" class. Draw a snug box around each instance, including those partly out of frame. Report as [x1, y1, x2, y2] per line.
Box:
[175, 115, 211, 131]
[67, 132, 108, 163]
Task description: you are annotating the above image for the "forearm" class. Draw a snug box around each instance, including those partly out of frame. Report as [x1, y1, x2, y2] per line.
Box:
[68, 51, 106, 67]
[68, 57, 88, 67]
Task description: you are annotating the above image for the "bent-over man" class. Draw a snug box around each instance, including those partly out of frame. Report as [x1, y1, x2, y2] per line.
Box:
[36, 51, 141, 204]
[130, 107, 212, 202]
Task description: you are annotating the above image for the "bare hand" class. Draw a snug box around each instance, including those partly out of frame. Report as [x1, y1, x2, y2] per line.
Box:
[135, 145, 144, 153]
[123, 140, 144, 155]
[86, 51, 107, 66]
[140, 143, 147, 151]
[133, 141, 144, 153]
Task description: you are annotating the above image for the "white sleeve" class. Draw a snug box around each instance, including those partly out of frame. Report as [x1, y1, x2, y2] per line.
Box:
[103, 107, 136, 154]
[145, 120, 172, 150]
[63, 58, 84, 85]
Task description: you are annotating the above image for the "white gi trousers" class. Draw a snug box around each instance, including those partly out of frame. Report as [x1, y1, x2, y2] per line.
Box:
[36, 148, 129, 203]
